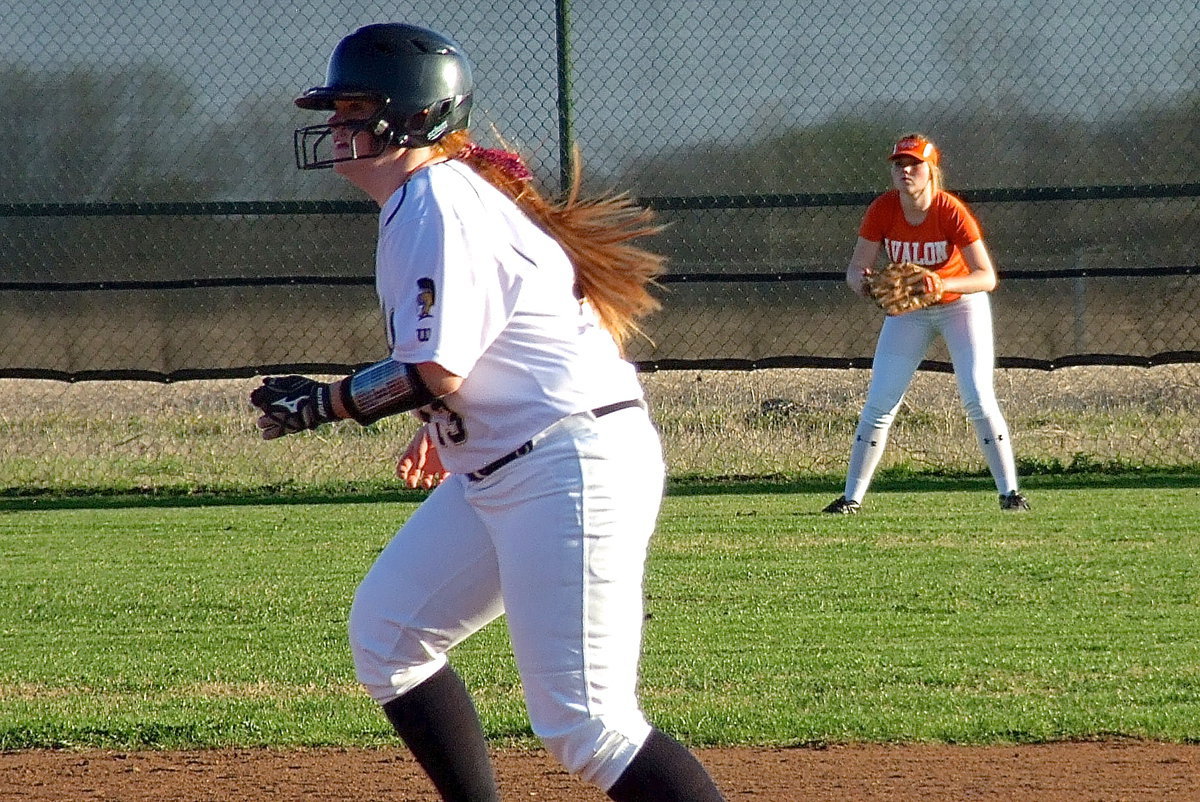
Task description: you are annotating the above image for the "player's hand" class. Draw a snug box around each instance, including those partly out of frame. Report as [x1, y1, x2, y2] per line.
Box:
[249, 375, 337, 440]
[397, 426, 449, 489]
[853, 268, 874, 299]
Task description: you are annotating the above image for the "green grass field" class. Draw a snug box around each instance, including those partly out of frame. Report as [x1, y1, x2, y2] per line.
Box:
[2, 475, 1198, 751]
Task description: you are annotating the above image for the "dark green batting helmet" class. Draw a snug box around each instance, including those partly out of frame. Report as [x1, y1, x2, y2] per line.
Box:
[293, 23, 474, 169]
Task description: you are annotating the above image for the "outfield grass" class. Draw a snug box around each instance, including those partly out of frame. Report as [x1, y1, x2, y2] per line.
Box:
[2, 477, 1199, 750]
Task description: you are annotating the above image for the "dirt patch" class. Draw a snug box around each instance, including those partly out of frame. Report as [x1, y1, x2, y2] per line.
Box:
[2, 742, 1197, 801]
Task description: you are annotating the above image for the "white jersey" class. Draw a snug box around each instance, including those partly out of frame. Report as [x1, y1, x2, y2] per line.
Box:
[375, 160, 644, 475]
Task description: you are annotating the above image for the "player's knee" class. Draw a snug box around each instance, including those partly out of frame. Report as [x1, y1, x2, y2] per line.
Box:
[538, 714, 652, 791]
[961, 396, 1001, 422]
[858, 407, 896, 430]
[347, 579, 385, 672]
[349, 623, 446, 704]
[348, 586, 444, 704]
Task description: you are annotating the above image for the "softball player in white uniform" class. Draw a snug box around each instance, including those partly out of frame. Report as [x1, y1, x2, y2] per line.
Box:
[250, 23, 726, 802]
[824, 134, 1029, 514]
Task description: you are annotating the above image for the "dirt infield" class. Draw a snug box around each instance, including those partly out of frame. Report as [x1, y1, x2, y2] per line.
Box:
[3, 742, 1198, 801]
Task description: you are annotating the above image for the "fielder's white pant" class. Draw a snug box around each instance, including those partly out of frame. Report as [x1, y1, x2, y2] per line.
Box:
[349, 405, 662, 791]
[844, 292, 1019, 501]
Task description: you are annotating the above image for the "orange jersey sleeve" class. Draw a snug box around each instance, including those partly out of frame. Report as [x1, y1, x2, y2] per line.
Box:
[858, 190, 983, 304]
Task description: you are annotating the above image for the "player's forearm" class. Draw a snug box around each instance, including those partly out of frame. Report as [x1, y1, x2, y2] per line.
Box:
[334, 359, 438, 425]
[412, 362, 463, 397]
[846, 237, 880, 297]
[951, 240, 999, 294]
[329, 377, 353, 420]
[940, 271, 997, 295]
[331, 359, 462, 425]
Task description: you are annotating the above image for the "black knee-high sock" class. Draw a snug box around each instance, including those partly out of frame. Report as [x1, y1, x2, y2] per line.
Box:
[606, 728, 726, 801]
[381, 664, 500, 802]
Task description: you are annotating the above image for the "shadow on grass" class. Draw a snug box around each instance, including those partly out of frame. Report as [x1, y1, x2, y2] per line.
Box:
[2, 468, 1198, 511]
[664, 469, 1200, 497]
[0, 483, 430, 512]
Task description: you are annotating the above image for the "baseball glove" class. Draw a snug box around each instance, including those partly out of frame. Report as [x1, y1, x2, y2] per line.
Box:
[865, 261, 945, 315]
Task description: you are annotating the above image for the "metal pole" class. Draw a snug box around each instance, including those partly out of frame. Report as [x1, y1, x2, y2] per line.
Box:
[554, 0, 575, 194]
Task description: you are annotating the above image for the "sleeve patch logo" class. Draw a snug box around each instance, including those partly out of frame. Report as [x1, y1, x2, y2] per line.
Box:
[416, 277, 437, 319]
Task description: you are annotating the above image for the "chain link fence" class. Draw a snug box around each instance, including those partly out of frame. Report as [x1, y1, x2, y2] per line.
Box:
[1, 1, 1197, 488]
[1, 364, 1197, 493]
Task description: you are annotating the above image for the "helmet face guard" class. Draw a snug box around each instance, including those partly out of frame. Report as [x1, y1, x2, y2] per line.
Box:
[293, 110, 392, 170]
[293, 23, 473, 171]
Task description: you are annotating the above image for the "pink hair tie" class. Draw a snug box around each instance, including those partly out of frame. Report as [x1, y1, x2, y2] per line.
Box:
[458, 143, 533, 181]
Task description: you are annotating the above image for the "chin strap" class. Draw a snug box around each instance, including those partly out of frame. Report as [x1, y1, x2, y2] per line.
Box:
[339, 358, 439, 425]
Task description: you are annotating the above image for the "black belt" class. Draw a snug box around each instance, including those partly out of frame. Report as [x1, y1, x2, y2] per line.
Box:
[466, 399, 644, 482]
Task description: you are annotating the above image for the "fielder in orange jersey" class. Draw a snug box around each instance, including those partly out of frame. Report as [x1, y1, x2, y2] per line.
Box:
[823, 133, 1030, 514]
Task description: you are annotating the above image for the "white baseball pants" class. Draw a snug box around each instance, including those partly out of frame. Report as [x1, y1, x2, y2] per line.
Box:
[845, 292, 1019, 500]
[349, 405, 663, 791]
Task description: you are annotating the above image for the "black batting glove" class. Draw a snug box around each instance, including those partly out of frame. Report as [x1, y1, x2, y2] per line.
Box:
[249, 375, 337, 440]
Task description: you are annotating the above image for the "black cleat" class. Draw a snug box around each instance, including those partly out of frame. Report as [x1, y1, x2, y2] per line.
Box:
[1000, 491, 1030, 511]
[823, 496, 861, 514]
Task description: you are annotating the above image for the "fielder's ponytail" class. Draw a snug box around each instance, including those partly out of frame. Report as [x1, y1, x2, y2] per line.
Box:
[436, 131, 664, 348]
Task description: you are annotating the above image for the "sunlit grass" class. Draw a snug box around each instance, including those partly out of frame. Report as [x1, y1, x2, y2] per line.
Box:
[2, 480, 1198, 749]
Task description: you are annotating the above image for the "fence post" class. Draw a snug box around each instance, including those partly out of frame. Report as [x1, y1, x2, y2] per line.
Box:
[554, 0, 575, 194]
[1073, 256, 1087, 353]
